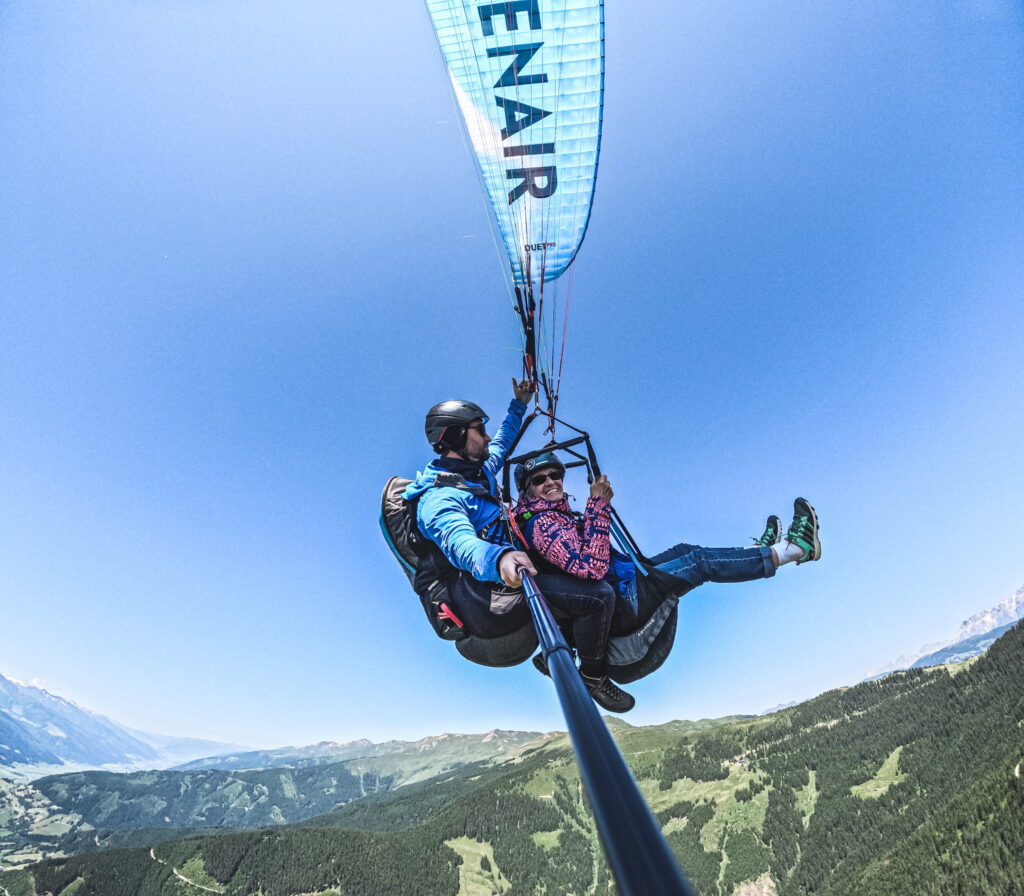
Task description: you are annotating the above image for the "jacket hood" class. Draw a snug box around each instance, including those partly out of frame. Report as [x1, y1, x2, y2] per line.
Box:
[404, 463, 443, 500]
[404, 458, 490, 501]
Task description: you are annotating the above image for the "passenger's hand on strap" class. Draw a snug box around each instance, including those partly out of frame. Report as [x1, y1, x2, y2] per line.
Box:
[590, 474, 614, 500]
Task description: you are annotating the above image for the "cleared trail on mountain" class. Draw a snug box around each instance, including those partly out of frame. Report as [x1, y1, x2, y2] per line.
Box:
[150, 847, 223, 894]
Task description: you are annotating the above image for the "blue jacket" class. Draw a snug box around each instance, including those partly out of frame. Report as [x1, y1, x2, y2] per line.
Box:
[404, 399, 527, 583]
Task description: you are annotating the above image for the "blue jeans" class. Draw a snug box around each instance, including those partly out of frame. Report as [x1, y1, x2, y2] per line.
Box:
[624, 542, 775, 607]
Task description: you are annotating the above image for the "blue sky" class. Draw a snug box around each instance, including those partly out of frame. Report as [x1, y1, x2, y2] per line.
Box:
[2, 0, 1023, 750]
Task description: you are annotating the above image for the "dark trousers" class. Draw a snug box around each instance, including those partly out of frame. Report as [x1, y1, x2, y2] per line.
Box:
[445, 568, 615, 676]
[531, 573, 616, 676]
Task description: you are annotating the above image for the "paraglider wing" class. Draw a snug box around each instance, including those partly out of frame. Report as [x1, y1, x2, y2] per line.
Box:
[425, 0, 604, 285]
[425, 0, 605, 411]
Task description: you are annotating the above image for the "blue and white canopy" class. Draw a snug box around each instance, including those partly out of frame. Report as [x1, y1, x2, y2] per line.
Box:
[426, 0, 604, 288]
[426, 1, 605, 417]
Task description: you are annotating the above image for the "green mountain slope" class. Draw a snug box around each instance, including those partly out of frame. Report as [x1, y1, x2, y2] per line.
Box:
[0, 720, 741, 868]
[0, 730, 575, 869]
[3, 622, 1023, 895]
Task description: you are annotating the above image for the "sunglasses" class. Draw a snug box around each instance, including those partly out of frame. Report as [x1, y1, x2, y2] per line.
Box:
[529, 470, 563, 488]
[466, 420, 488, 434]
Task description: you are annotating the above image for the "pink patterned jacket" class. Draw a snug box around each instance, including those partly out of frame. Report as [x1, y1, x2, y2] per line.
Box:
[513, 494, 613, 580]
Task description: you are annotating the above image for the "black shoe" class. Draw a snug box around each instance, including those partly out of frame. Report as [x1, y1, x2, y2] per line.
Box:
[581, 673, 635, 713]
[753, 514, 783, 547]
[785, 497, 821, 563]
[532, 653, 549, 677]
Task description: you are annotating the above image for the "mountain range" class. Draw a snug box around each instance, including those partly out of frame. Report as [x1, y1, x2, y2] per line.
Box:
[0, 674, 242, 780]
[3, 619, 1022, 894]
[864, 582, 1024, 679]
[0, 727, 564, 869]
[2, 581, 1022, 890]
[171, 728, 546, 774]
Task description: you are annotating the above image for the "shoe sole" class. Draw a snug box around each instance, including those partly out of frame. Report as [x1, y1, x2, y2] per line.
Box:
[581, 673, 635, 712]
[794, 498, 821, 562]
[591, 693, 635, 713]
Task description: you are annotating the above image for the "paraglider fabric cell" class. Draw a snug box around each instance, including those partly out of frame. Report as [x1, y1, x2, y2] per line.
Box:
[424, 0, 603, 285]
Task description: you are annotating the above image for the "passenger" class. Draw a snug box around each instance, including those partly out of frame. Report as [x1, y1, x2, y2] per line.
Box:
[513, 452, 820, 674]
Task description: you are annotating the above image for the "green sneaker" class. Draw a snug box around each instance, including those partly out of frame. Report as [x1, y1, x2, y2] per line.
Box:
[785, 498, 820, 563]
[754, 515, 783, 547]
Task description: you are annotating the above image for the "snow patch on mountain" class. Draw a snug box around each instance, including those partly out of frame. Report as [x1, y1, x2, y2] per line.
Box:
[950, 585, 1024, 642]
[866, 583, 1024, 680]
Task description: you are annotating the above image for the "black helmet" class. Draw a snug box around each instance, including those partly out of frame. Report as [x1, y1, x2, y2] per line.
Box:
[514, 451, 566, 493]
[425, 400, 488, 453]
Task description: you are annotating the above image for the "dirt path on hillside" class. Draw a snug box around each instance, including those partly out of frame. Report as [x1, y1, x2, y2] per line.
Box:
[149, 847, 222, 893]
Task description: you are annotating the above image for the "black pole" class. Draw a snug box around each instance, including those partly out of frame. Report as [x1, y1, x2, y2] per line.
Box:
[521, 572, 698, 896]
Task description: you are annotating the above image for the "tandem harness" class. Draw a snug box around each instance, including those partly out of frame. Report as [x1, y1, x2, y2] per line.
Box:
[379, 471, 515, 642]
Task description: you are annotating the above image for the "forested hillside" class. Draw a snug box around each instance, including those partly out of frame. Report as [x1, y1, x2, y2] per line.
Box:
[0, 731, 560, 867]
[3, 622, 1022, 896]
